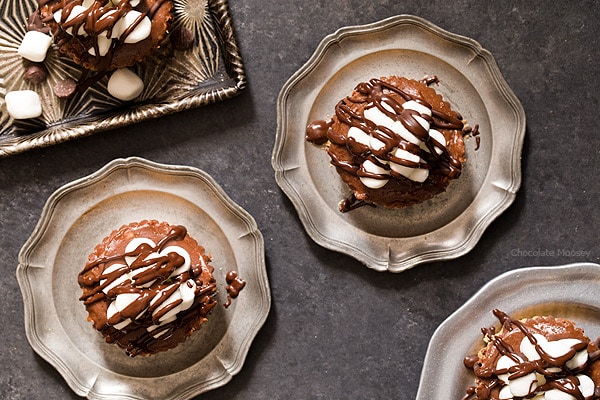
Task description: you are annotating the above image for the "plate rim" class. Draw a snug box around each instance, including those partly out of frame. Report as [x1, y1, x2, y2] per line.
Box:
[271, 14, 526, 272]
[16, 156, 271, 400]
[0, 0, 247, 158]
[415, 262, 600, 399]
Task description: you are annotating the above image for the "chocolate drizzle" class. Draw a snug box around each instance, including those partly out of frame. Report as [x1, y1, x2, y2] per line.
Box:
[306, 76, 471, 212]
[327, 78, 463, 178]
[462, 309, 600, 400]
[37, 0, 171, 79]
[78, 223, 217, 357]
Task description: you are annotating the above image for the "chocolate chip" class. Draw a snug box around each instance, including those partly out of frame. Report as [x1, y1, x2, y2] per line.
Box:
[28, 10, 51, 34]
[54, 78, 77, 98]
[170, 26, 195, 51]
[23, 63, 48, 85]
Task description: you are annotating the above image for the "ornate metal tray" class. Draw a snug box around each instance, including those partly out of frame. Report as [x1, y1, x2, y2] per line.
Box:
[0, 0, 246, 157]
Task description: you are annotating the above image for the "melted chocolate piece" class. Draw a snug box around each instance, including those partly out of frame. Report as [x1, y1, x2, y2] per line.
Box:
[306, 118, 332, 145]
[223, 271, 246, 308]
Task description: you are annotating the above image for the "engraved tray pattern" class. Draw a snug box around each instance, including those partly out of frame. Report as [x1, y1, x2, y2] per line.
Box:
[0, 0, 246, 157]
[272, 15, 526, 272]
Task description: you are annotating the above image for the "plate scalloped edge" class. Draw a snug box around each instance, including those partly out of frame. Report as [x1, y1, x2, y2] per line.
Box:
[16, 156, 271, 400]
[415, 262, 600, 400]
[272, 14, 526, 272]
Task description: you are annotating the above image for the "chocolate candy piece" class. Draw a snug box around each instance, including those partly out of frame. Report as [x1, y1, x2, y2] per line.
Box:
[54, 78, 77, 99]
[23, 63, 48, 84]
[170, 26, 195, 50]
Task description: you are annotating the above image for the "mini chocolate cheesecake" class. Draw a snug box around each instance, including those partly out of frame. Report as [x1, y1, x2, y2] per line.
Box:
[78, 220, 217, 357]
[38, 0, 173, 71]
[462, 309, 600, 399]
[306, 76, 472, 212]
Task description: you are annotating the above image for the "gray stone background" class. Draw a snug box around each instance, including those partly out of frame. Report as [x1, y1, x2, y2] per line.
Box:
[1, 1, 598, 399]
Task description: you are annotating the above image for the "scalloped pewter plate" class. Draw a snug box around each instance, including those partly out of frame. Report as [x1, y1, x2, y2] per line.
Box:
[416, 262, 600, 399]
[16, 157, 270, 400]
[272, 15, 526, 272]
[0, 0, 246, 157]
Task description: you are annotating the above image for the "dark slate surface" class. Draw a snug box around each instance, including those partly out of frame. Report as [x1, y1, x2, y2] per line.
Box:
[1, 1, 598, 399]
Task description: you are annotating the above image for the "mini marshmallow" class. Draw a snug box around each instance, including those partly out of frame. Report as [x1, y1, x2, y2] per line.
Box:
[347, 126, 370, 147]
[18, 31, 53, 62]
[121, 11, 151, 43]
[359, 159, 389, 189]
[56, 5, 88, 36]
[390, 148, 429, 182]
[161, 246, 192, 278]
[115, 293, 140, 313]
[107, 68, 144, 101]
[111, 0, 140, 5]
[5, 90, 42, 119]
[402, 99, 432, 116]
[390, 120, 421, 145]
[364, 106, 394, 129]
[369, 132, 386, 153]
[99, 10, 125, 38]
[89, 35, 113, 57]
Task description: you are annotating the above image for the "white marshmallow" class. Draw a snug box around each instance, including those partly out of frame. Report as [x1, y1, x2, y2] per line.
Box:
[429, 129, 446, 152]
[508, 372, 538, 397]
[153, 288, 183, 322]
[115, 293, 140, 312]
[125, 237, 156, 265]
[88, 35, 113, 57]
[540, 338, 575, 360]
[413, 114, 430, 132]
[545, 388, 577, 400]
[359, 159, 389, 189]
[121, 11, 151, 44]
[59, 5, 88, 36]
[18, 31, 53, 62]
[99, 10, 126, 38]
[107, 68, 144, 101]
[402, 99, 431, 116]
[111, 0, 140, 5]
[567, 349, 588, 370]
[520, 334, 545, 361]
[5, 90, 42, 120]
[498, 385, 513, 400]
[390, 120, 421, 145]
[389, 148, 429, 182]
[496, 355, 518, 384]
[160, 245, 191, 278]
[347, 126, 370, 147]
[179, 279, 197, 310]
[577, 374, 595, 397]
[369, 132, 387, 152]
[363, 106, 394, 129]
[112, 318, 132, 330]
